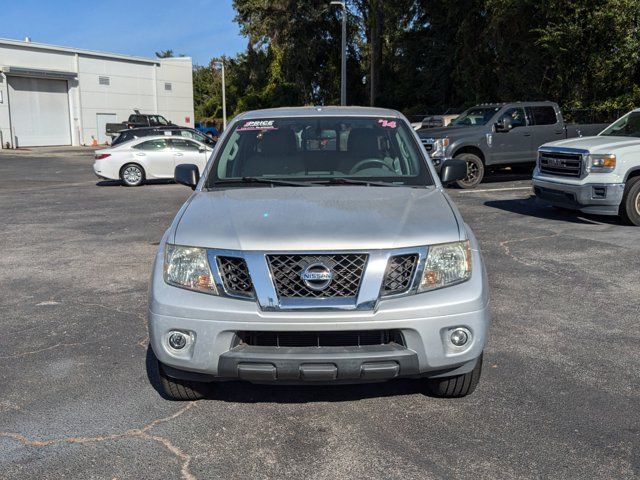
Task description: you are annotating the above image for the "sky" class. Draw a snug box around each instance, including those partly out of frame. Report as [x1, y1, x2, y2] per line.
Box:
[1, 0, 247, 65]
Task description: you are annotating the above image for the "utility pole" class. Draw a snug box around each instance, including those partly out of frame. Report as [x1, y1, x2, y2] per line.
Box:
[331, 1, 347, 106]
[214, 59, 227, 130]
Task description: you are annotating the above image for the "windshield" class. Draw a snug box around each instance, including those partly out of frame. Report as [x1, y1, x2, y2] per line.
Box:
[150, 115, 169, 126]
[600, 111, 640, 137]
[206, 116, 433, 187]
[450, 107, 501, 126]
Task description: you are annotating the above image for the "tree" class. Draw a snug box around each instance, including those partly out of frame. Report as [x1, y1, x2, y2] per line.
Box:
[192, 0, 640, 122]
[155, 49, 175, 58]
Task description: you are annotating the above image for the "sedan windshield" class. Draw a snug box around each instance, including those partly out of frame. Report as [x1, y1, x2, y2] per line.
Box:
[206, 116, 432, 187]
[600, 112, 640, 137]
[450, 107, 501, 126]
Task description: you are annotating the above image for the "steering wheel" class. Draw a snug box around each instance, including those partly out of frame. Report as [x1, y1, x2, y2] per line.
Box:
[349, 159, 394, 175]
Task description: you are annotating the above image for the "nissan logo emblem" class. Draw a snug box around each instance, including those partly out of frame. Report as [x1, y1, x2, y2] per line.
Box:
[300, 263, 334, 291]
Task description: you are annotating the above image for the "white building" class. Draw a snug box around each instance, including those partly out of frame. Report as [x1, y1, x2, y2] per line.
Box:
[0, 38, 194, 148]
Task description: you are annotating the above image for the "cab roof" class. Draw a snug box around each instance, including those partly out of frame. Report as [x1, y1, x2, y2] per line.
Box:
[237, 106, 404, 120]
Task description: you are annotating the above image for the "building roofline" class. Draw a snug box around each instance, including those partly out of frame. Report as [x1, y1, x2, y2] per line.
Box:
[0, 37, 185, 65]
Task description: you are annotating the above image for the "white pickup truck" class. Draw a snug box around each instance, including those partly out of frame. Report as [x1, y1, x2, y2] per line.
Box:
[533, 109, 640, 225]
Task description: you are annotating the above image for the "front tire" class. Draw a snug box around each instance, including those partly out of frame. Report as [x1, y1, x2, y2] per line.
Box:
[157, 362, 207, 401]
[424, 354, 483, 398]
[120, 163, 145, 187]
[454, 153, 485, 189]
[620, 177, 640, 226]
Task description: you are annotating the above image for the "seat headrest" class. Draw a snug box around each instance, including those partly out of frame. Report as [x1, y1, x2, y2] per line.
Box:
[261, 129, 297, 156]
[347, 128, 381, 157]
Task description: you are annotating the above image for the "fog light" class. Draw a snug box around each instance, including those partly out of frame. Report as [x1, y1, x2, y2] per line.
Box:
[450, 328, 470, 347]
[168, 331, 188, 350]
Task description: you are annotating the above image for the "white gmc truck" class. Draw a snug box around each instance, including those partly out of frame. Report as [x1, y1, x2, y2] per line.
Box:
[533, 109, 640, 225]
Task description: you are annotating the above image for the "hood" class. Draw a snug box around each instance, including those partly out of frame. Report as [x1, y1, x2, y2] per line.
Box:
[542, 135, 640, 153]
[419, 125, 486, 141]
[173, 186, 461, 251]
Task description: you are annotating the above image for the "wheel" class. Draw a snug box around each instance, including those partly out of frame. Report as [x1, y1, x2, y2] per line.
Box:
[120, 163, 145, 187]
[148, 348, 207, 401]
[620, 177, 640, 226]
[454, 153, 484, 189]
[424, 353, 483, 398]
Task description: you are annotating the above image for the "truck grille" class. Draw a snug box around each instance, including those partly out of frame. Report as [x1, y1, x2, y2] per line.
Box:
[539, 151, 583, 177]
[217, 256, 254, 298]
[381, 254, 418, 296]
[420, 139, 433, 152]
[238, 330, 405, 347]
[267, 254, 367, 298]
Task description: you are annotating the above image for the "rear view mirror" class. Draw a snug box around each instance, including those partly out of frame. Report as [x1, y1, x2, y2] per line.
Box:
[174, 164, 200, 190]
[439, 159, 468, 183]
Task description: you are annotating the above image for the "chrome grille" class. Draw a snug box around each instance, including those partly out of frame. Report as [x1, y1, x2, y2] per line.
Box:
[539, 151, 583, 177]
[420, 139, 434, 152]
[267, 254, 368, 298]
[381, 254, 418, 296]
[217, 256, 254, 298]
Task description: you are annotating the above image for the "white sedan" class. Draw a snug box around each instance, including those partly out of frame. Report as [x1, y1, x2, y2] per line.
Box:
[93, 135, 214, 186]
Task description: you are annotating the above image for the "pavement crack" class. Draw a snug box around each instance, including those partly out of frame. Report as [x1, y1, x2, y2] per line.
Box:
[0, 339, 106, 359]
[0, 402, 198, 479]
[498, 233, 562, 276]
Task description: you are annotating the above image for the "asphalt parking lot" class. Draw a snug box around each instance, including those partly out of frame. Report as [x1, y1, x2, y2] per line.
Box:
[1, 147, 638, 479]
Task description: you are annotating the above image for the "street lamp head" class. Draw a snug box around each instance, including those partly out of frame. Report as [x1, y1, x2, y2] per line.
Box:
[330, 1, 345, 7]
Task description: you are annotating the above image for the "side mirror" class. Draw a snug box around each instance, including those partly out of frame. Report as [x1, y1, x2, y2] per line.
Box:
[495, 115, 513, 133]
[174, 164, 200, 190]
[439, 159, 468, 183]
[198, 146, 206, 153]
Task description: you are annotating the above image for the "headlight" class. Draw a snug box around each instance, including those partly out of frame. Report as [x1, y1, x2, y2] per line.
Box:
[432, 137, 450, 155]
[164, 244, 217, 294]
[419, 240, 472, 292]
[586, 154, 616, 173]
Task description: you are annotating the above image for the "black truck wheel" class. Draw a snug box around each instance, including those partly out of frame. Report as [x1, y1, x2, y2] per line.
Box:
[620, 177, 640, 226]
[423, 354, 483, 398]
[454, 153, 484, 189]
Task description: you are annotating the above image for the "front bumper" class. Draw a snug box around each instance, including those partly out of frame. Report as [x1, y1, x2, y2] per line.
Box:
[533, 177, 625, 215]
[148, 240, 490, 384]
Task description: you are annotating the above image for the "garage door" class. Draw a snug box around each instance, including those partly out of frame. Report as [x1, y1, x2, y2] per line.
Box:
[8, 77, 71, 147]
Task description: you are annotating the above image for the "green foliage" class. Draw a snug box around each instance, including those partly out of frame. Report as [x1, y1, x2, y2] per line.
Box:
[193, 0, 640, 122]
[155, 49, 174, 58]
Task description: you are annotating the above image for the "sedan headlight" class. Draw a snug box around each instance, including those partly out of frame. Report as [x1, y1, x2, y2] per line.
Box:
[419, 240, 472, 292]
[586, 154, 616, 173]
[164, 244, 217, 294]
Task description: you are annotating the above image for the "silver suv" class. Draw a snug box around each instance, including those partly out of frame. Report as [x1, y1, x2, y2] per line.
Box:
[148, 107, 490, 400]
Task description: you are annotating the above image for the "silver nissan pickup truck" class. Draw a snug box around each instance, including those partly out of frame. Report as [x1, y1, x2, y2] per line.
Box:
[148, 106, 490, 400]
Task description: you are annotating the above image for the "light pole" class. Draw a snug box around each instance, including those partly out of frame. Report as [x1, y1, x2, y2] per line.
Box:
[330, 1, 347, 106]
[213, 59, 227, 130]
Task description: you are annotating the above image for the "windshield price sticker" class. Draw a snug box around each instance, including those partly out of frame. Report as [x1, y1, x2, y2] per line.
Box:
[238, 120, 278, 131]
[378, 119, 397, 128]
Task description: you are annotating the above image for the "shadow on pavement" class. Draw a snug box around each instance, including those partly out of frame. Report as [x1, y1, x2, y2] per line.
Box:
[484, 196, 621, 225]
[96, 179, 175, 187]
[481, 169, 533, 185]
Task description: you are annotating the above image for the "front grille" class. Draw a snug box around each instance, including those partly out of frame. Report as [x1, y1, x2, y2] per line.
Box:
[267, 254, 367, 298]
[217, 256, 254, 298]
[238, 330, 405, 347]
[420, 139, 433, 152]
[539, 151, 583, 177]
[381, 254, 418, 296]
